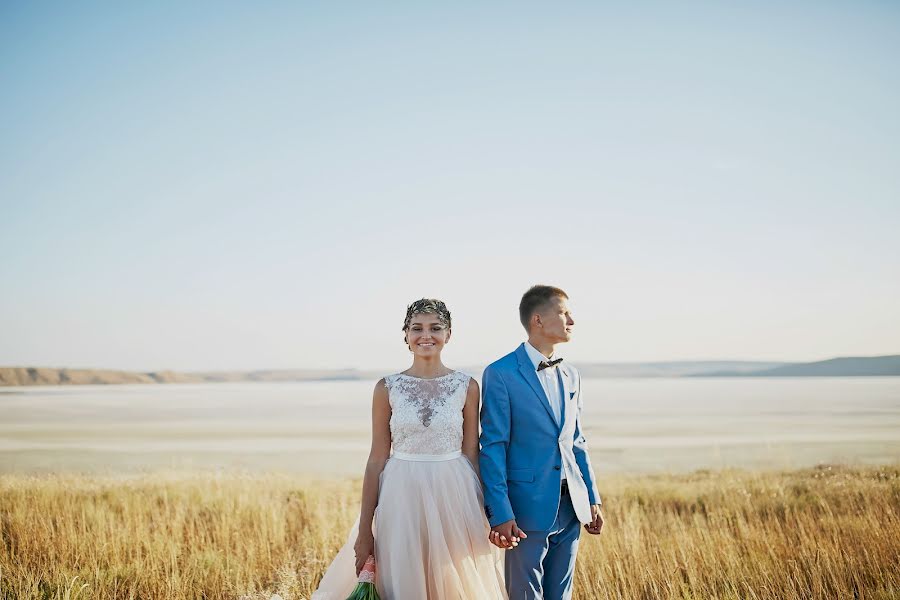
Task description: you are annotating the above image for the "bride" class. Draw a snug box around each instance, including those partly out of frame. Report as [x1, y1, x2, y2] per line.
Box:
[312, 299, 506, 599]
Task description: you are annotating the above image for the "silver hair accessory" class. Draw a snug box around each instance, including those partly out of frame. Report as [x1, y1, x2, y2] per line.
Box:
[402, 298, 451, 332]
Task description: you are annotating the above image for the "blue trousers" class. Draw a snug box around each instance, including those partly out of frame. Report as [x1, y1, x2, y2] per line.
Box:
[504, 491, 582, 600]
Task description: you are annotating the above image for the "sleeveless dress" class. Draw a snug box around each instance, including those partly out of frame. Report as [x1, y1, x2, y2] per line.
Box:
[312, 371, 507, 599]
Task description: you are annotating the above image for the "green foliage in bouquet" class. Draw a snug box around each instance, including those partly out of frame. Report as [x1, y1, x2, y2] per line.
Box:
[345, 581, 379, 600]
[346, 556, 380, 600]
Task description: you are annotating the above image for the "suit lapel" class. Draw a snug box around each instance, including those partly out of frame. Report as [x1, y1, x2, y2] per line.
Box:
[559, 367, 571, 430]
[515, 344, 558, 426]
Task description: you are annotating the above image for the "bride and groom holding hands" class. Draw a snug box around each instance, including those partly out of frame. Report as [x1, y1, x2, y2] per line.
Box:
[312, 285, 604, 600]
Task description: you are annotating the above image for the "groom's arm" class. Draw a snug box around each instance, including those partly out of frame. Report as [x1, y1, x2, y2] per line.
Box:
[572, 369, 602, 506]
[479, 365, 516, 527]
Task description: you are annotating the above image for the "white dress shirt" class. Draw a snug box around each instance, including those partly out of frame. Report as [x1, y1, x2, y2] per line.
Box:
[524, 341, 566, 480]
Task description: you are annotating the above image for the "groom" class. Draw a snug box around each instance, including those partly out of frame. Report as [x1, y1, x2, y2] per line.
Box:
[480, 285, 604, 599]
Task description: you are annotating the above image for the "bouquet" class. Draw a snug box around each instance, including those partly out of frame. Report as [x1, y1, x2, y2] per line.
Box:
[346, 555, 379, 600]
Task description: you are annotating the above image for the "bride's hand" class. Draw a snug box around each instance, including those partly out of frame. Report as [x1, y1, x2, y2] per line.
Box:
[489, 518, 526, 549]
[353, 530, 375, 575]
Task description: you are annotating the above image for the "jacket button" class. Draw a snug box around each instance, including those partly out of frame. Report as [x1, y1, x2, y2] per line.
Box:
[554, 465, 561, 471]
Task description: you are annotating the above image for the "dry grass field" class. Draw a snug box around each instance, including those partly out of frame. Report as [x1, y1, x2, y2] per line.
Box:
[1, 463, 898, 599]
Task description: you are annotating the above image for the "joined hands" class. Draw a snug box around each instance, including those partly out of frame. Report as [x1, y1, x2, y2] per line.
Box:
[488, 519, 527, 549]
[488, 505, 604, 549]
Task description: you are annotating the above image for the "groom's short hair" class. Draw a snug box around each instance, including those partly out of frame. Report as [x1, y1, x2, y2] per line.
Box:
[519, 285, 569, 330]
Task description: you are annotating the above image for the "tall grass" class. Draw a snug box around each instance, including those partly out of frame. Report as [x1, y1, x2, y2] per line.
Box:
[2, 464, 897, 599]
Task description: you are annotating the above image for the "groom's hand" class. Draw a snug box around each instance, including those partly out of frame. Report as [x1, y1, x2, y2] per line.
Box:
[489, 519, 527, 549]
[584, 504, 604, 535]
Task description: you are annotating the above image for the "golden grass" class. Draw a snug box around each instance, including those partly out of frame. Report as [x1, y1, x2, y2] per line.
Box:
[1, 464, 898, 599]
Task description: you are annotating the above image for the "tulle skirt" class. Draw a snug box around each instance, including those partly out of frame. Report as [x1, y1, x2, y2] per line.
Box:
[312, 452, 507, 600]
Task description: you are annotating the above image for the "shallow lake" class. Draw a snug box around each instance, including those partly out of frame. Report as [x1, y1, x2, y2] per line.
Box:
[1, 376, 898, 476]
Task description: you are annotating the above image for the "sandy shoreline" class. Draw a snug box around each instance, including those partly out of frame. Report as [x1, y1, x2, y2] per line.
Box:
[3, 441, 899, 478]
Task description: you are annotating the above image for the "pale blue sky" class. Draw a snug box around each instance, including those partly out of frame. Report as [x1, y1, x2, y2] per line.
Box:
[2, 1, 898, 371]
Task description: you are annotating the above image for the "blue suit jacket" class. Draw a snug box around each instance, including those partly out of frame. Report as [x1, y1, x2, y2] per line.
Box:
[479, 343, 601, 531]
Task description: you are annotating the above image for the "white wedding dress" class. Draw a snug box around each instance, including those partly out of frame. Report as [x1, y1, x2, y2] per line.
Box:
[312, 371, 506, 599]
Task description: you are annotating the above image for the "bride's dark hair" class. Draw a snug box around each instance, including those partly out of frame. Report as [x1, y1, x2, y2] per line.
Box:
[402, 298, 452, 335]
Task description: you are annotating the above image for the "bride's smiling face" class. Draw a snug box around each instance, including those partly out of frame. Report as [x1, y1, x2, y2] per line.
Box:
[405, 313, 451, 356]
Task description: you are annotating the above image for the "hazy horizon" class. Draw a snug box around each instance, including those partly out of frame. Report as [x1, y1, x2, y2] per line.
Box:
[2, 2, 898, 371]
[3, 354, 897, 375]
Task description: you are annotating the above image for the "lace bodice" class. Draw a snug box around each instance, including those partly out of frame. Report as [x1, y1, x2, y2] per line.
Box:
[383, 371, 471, 455]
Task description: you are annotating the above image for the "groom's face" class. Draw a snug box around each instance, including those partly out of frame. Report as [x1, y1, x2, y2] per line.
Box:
[536, 296, 575, 343]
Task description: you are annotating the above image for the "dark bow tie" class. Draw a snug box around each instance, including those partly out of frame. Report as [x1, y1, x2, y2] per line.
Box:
[537, 358, 563, 371]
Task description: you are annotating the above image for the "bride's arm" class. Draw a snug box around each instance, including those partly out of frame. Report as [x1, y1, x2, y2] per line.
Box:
[462, 377, 481, 480]
[354, 379, 391, 573]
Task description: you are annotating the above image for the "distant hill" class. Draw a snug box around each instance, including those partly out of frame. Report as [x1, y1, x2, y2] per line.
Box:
[575, 361, 787, 378]
[696, 355, 900, 377]
[1, 356, 897, 386]
[0, 367, 378, 387]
